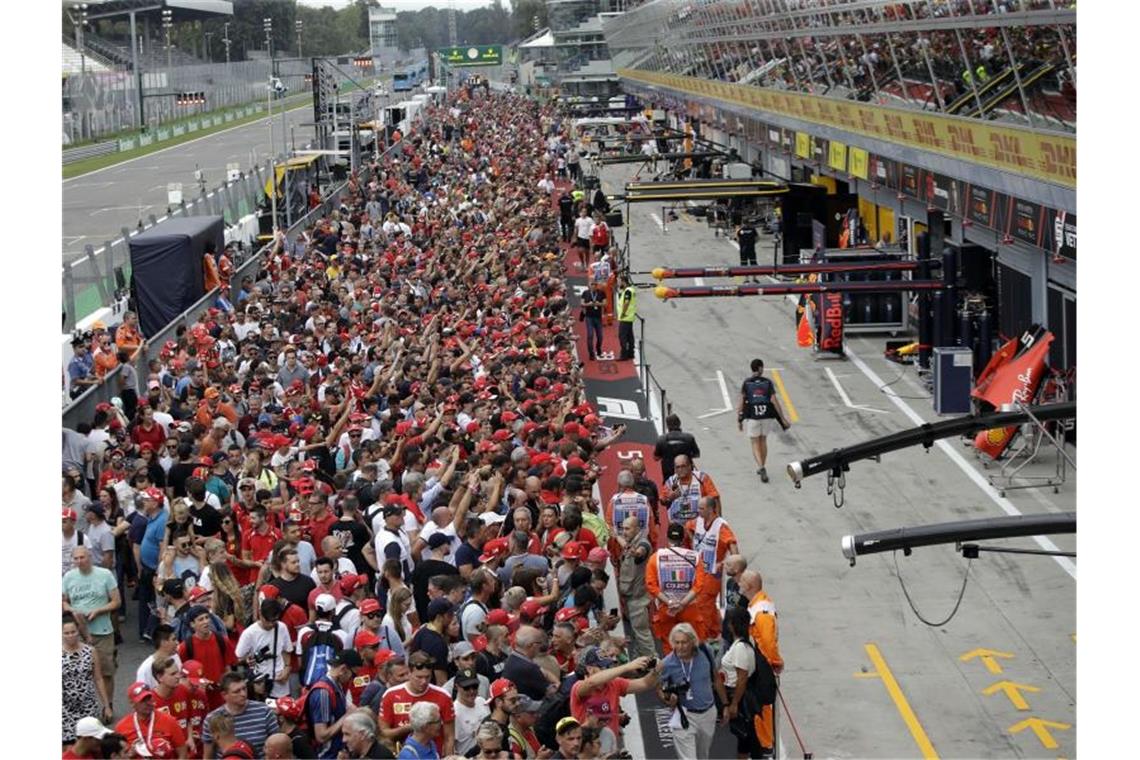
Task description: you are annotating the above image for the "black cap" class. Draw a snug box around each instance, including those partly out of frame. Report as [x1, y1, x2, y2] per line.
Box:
[332, 650, 364, 669]
[667, 522, 685, 542]
[455, 667, 480, 688]
[427, 532, 452, 550]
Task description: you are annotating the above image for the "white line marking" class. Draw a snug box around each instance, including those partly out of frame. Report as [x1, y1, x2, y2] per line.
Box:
[694, 277, 705, 286]
[824, 366, 888, 414]
[648, 212, 664, 231]
[844, 345, 1076, 580]
[698, 370, 735, 418]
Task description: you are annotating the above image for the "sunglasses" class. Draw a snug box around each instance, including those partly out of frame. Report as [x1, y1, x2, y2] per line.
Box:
[364, 612, 380, 619]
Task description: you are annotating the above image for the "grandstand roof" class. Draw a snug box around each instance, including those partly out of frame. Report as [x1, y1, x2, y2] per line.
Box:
[82, 0, 232, 23]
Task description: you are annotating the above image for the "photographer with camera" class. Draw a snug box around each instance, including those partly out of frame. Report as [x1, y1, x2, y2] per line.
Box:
[658, 623, 719, 760]
[234, 598, 292, 700]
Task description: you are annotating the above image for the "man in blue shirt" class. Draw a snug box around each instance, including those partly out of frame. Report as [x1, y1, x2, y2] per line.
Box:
[658, 622, 718, 760]
[67, 338, 96, 399]
[308, 650, 360, 758]
[135, 488, 168, 641]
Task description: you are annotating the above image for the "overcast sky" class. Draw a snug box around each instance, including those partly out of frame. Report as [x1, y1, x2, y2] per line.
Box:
[297, 0, 497, 10]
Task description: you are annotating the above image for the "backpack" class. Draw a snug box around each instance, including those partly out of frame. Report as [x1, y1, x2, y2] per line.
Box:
[183, 630, 228, 663]
[294, 679, 341, 743]
[456, 598, 486, 641]
[737, 640, 777, 717]
[533, 681, 574, 749]
[300, 627, 344, 687]
[331, 601, 356, 632]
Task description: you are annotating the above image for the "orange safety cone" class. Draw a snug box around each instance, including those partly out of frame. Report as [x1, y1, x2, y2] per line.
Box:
[796, 307, 815, 348]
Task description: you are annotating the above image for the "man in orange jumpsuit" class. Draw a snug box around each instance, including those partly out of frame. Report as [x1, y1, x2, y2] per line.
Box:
[662, 455, 719, 525]
[740, 569, 783, 755]
[645, 523, 721, 654]
[685, 496, 738, 578]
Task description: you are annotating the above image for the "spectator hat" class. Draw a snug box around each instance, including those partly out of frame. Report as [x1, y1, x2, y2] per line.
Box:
[427, 532, 452, 550]
[354, 629, 381, 649]
[478, 536, 510, 563]
[455, 668, 480, 689]
[479, 511, 507, 526]
[451, 641, 476, 661]
[586, 547, 609, 565]
[359, 598, 382, 615]
[74, 717, 113, 739]
[221, 740, 255, 759]
[315, 593, 337, 613]
[519, 599, 550, 620]
[180, 660, 209, 686]
[330, 650, 363, 670]
[273, 696, 305, 722]
[427, 598, 455, 620]
[62, 507, 78, 522]
[127, 681, 155, 703]
[517, 695, 543, 714]
[338, 574, 366, 595]
[161, 579, 185, 598]
[560, 540, 587, 561]
[667, 522, 686, 542]
[489, 678, 517, 701]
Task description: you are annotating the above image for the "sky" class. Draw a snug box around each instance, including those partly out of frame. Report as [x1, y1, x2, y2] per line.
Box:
[297, 0, 498, 10]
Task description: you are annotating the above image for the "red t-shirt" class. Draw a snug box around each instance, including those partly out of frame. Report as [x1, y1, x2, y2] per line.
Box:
[177, 633, 237, 709]
[246, 526, 281, 564]
[131, 423, 167, 452]
[348, 662, 379, 706]
[381, 683, 455, 755]
[151, 685, 194, 739]
[570, 676, 630, 736]
[186, 684, 209, 740]
[307, 584, 344, 612]
[308, 512, 338, 555]
[114, 710, 187, 755]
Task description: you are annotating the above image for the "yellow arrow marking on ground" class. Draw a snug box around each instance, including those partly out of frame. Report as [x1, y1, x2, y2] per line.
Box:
[1008, 717, 1071, 749]
[982, 680, 1040, 711]
[960, 648, 1014, 674]
[770, 369, 799, 423]
[863, 644, 939, 759]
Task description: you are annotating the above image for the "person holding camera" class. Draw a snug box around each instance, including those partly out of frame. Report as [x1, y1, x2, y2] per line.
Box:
[658, 623, 719, 760]
[234, 598, 292, 700]
[570, 648, 660, 752]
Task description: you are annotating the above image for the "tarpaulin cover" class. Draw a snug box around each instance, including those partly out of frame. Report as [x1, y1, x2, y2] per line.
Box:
[128, 216, 222, 337]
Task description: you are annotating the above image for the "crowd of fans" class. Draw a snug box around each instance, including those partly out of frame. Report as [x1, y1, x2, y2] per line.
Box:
[61, 88, 783, 759]
[618, 0, 1074, 126]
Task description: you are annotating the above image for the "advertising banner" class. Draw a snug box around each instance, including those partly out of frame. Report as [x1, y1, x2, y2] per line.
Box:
[618, 68, 1076, 188]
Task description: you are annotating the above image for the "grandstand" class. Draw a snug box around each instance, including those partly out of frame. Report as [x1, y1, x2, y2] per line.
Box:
[603, 0, 1075, 132]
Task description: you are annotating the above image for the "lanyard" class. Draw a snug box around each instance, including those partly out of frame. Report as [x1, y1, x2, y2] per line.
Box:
[133, 712, 155, 751]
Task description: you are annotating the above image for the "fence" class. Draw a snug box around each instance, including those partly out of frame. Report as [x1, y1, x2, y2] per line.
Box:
[636, 315, 670, 435]
[63, 58, 315, 144]
[62, 138, 404, 429]
[62, 160, 271, 332]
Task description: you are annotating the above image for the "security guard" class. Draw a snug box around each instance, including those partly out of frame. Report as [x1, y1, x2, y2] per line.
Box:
[738, 358, 789, 483]
[617, 276, 637, 360]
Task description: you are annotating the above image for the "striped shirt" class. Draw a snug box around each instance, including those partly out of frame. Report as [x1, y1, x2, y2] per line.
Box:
[201, 701, 278, 756]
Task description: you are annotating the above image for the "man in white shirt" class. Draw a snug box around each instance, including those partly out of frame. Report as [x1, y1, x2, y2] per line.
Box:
[235, 599, 293, 698]
[537, 174, 554, 195]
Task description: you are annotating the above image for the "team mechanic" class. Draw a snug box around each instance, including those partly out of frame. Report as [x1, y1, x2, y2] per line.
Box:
[737, 359, 790, 483]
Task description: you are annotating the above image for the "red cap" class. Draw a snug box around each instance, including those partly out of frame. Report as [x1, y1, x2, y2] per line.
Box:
[583, 414, 601, 428]
[501, 411, 518, 423]
[492, 428, 512, 442]
[566, 456, 588, 471]
[273, 695, 305, 722]
[354, 629, 382, 649]
[561, 541, 587, 560]
[180, 660, 209, 686]
[478, 536, 510, 563]
[359, 598, 382, 615]
[471, 634, 489, 652]
[465, 421, 481, 435]
[520, 599, 550, 620]
[222, 740, 255, 759]
[188, 586, 211, 601]
[258, 584, 281, 600]
[141, 487, 165, 504]
[489, 678, 517, 701]
[374, 649, 398, 666]
[62, 507, 78, 521]
[338, 574, 366, 595]
[127, 681, 155, 704]
[563, 422, 581, 437]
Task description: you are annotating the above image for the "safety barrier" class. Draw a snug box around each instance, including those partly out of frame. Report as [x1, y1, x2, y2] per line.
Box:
[62, 163, 270, 333]
[635, 315, 670, 435]
[62, 139, 404, 428]
[62, 141, 119, 164]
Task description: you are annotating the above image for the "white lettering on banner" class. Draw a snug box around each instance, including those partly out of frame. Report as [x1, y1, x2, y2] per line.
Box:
[572, 285, 588, 298]
[596, 396, 642, 420]
[614, 449, 642, 460]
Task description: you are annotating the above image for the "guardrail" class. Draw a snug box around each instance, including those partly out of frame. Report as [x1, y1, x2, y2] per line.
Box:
[62, 138, 403, 429]
[63, 141, 118, 165]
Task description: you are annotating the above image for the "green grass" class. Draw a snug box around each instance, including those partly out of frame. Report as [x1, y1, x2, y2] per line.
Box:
[63, 95, 312, 179]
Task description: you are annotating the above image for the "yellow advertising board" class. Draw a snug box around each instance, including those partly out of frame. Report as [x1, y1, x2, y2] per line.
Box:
[849, 146, 869, 180]
[617, 69, 1075, 189]
[828, 140, 847, 172]
[795, 132, 811, 158]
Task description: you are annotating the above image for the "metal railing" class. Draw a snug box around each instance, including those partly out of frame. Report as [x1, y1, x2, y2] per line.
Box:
[62, 138, 404, 428]
[63, 161, 270, 332]
[636, 315, 670, 434]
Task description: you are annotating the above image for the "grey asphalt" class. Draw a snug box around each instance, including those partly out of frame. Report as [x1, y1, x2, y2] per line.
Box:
[62, 80, 393, 266]
[596, 161, 1077, 758]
